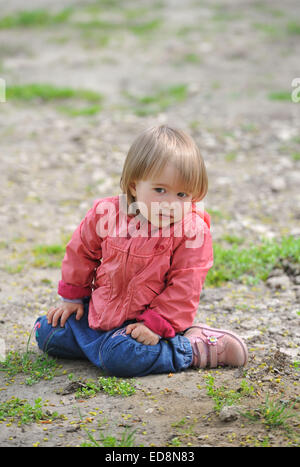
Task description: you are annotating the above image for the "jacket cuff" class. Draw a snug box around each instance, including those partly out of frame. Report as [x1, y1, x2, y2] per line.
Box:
[59, 295, 84, 304]
[58, 280, 92, 300]
[136, 308, 176, 339]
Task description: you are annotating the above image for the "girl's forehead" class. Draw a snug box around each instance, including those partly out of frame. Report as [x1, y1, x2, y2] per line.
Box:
[149, 162, 180, 181]
[144, 162, 191, 192]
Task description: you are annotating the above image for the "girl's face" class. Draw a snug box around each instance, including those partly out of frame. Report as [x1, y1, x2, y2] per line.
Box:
[129, 163, 194, 227]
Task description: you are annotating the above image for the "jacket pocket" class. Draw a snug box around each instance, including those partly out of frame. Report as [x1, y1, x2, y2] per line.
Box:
[94, 268, 112, 302]
[129, 281, 162, 313]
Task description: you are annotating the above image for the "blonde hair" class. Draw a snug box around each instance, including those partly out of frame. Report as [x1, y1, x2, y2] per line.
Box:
[120, 124, 208, 206]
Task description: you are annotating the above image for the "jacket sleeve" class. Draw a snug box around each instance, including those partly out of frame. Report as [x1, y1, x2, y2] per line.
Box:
[58, 199, 103, 300]
[136, 221, 213, 337]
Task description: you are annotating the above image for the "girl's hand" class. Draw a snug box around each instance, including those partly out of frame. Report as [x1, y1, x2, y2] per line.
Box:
[125, 322, 160, 345]
[47, 302, 84, 328]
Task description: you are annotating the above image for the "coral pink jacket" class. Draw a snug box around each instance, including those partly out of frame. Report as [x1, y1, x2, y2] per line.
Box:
[58, 195, 213, 338]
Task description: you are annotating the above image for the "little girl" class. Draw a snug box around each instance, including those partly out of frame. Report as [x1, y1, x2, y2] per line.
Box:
[34, 125, 248, 377]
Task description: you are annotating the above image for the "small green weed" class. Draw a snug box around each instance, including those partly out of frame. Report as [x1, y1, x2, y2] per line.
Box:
[78, 409, 137, 447]
[204, 374, 254, 413]
[6, 83, 103, 117]
[0, 397, 59, 425]
[57, 104, 102, 117]
[268, 90, 292, 101]
[123, 84, 188, 116]
[241, 394, 299, 432]
[7, 83, 102, 103]
[169, 437, 182, 446]
[98, 376, 136, 396]
[206, 235, 300, 287]
[0, 8, 73, 29]
[74, 376, 136, 399]
[291, 152, 300, 161]
[170, 416, 198, 443]
[0, 350, 59, 385]
[128, 18, 162, 36]
[81, 425, 137, 447]
[286, 22, 300, 35]
[31, 244, 66, 268]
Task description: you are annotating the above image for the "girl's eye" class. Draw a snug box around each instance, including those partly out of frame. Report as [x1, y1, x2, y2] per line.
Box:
[154, 188, 165, 193]
[177, 192, 188, 198]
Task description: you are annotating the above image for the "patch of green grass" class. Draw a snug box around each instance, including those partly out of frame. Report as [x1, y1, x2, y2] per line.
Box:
[225, 151, 238, 161]
[291, 152, 300, 161]
[286, 22, 300, 35]
[253, 22, 281, 37]
[183, 53, 201, 63]
[169, 437, 182, 446]
[57, 104, 102, 117]
[123, 7, 150, 20]
[3, 263, 26, 274]
[74, 14, 162, 40]
[221, 234, 245, 245]
[268, 90, 292, 101]
[74, 376, 137, 399]
[0, 397, 59, 425]
[6, 83, 103, 117]
[31, 244, 65, 268]
[123, 84, 188, 116]
[0, 350, 60, 385]
[203, 374, 254, 413]
[81, 424, 137, 447]
[98, 376, 136, 396]
[0, 8, 73, 29]
[128, 18, 162, 36]
[207, 208, 227, 220]
[7, 83, 102, 103]
[75, 18, 121, 31]
[241, 394, 299, 432]
[206, 235, 300, 287]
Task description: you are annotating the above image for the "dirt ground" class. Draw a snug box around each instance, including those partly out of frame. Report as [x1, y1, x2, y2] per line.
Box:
[0, 0, 299, 447]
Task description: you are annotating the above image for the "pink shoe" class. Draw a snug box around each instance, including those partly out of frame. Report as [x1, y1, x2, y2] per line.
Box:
[184, 323, 248, 368]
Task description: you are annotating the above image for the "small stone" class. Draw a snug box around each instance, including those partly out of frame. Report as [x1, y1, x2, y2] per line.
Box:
[294, 275, 300, 285]
[270, 177, 286, 192]
[219, 405, 240, 422]
[266, 275, 290, 290]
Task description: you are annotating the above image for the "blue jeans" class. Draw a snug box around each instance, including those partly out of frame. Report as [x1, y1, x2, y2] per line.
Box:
[34, 298, 193, 377]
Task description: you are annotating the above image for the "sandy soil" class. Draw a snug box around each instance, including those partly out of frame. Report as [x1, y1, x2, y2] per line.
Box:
[0, 0, 299, 447]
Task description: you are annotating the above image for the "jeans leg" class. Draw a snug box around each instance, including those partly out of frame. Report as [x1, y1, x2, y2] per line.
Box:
[98, 326, 193, 377]
[34, 299, 193, 376]
[34, 298, 101, 362]
[34, 314, 88, 360]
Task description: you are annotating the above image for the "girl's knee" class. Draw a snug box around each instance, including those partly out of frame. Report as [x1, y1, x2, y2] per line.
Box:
[33, 315, 85, 359]
[34, 315, 52, 352]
